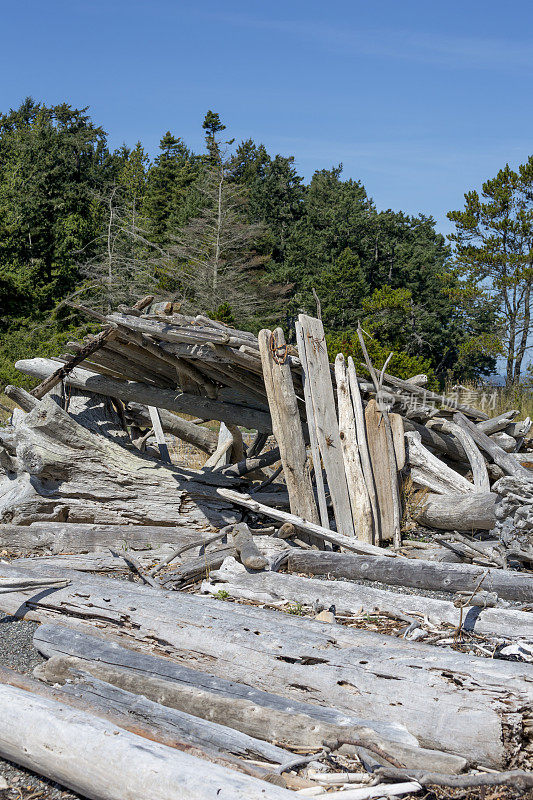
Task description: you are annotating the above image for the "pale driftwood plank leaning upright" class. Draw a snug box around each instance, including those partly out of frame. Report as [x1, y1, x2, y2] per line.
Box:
[258, 327, 319, 530]
[298, 314, 355, 537]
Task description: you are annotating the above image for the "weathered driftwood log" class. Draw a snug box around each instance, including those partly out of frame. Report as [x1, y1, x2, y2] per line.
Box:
[295, 319, 329, 527]
[15, 359, 273, 432]
[0, 664, 270, 782]
[0, 563, 529, 766]
[402, 418, 466, 462]
[454, 412, 532, 480]
[215, 447, 281, 478]
[429, 419, 490, 491]
[477, 410, 519, 435]
[0, 682, 292, 800]
[405, 432, 476, 495]
[347, 358, 380, 535]
[39, 658, 466, 775]
[0, 522, 211, 554]
[124, 402, 218, 454]
[287, 550, 533, 602]
[207, 557, 532, 639]
[45, 668, 293, 764]
[299, 315, 355, 536]
[414, 492, 497, 531]
[34, 625, 417, 752]
[0, 396, 239, 527]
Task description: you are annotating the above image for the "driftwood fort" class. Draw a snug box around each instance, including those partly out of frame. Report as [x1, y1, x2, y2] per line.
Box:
[0, 296, 532, 800]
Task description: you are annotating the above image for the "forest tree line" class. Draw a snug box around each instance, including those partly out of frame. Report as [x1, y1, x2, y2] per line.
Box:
[0, 98, 532, 388]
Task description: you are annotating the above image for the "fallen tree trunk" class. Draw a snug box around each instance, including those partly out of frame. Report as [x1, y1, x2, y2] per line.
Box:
[287, 550, 533, 602]
[15, 359, 273, 432]
[0, 681, 292, 800]
[0, 664, 264, 778]
[49, 668, 292, 764]
[0, 522, 212, 554]
[0, 562, 529, 766]
[207, 557, 533, 639]
[413, 492, 497, 531]
[0, 396, 239, 527]
[34, 624, 416, 752]
[37, 655, 467, 775]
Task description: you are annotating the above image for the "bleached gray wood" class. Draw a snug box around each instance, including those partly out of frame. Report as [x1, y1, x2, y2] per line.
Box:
[15, 358, 273, 432]
[414, 492, 496, 531]
[52, 670, 292, 764]
[230, 523, 268, 569]
[406, 431, 477, 494]
[454, 412, 532, 480]
[259, 328, 318, 529]
[125, 402, 218, 454]
[0, 396, 239, 527]
[0, 563, 528, 766]
[216, 488, 397, 557]
[147, 406, 171, 462]
[0, 663, 263, 777]
[34, 624, 415, 749]
[373, 369, 488, 420]
[347, 358, 380, 536]
[0, 522, 210, 554]
[296, 319, 329, 528]
[299, 315, 355, 536]
[477, 410, 519, 435]
[335, 355, 373, 542]
[0, 683, 292, 800]
[288, 549, 533, 602]
[209, 557, 533, 640]
[429, 419, 490, 491]
[490, 431, 517, 452]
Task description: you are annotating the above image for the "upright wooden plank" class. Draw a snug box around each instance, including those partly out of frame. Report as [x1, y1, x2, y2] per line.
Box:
[347, 358, 380, 539]
[365, 400, 402, 542]
[148, 406, 171, 463]
[298, 315, 355, 537]
[258, 328, 319, 528]
[295, 320, 329, 529]
[335, 355, 373, 542]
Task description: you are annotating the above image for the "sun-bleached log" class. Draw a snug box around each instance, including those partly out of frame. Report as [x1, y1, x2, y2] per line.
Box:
[0, 562, 529, 766]
[0, 396, 239, 527]
[207, 557, 531, 639]
[414, 492, 496, 531]
[0, 681, 292, 800]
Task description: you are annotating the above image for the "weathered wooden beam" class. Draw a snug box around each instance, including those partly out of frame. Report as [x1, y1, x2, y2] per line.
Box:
[15, 359, 273, 432]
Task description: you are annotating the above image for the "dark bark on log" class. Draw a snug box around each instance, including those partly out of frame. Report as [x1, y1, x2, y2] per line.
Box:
[287, 550, 533, 602]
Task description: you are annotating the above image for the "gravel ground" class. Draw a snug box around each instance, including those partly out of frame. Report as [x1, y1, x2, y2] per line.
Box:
[0, 615, 81, 800]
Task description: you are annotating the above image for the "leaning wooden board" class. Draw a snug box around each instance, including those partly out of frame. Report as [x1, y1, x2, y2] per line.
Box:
[365, 400, 401, 541]
[298, 315, 355, 536]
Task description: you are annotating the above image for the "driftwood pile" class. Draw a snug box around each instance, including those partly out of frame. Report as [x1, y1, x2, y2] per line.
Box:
[0, 297, 531, 799]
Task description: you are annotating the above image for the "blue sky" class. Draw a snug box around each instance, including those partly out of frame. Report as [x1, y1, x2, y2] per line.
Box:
[1, 0, 532, 235]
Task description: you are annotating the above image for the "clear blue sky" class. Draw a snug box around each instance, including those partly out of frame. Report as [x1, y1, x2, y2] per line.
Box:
[1, 0, 532, 235]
